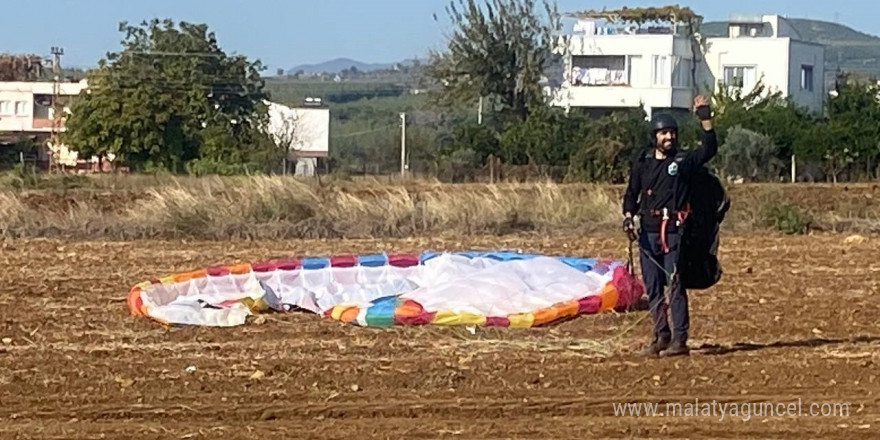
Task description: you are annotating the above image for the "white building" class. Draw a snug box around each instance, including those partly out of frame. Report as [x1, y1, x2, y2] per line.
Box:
[549, 14, 825, 116]
[0, 79, 89, 167]
[702, 15, 825, 113]
[0, 79, 87, 136]
[548, 17, 696, 117]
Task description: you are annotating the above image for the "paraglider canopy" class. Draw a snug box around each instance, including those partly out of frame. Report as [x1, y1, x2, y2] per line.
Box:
[128, 250, 644, 328]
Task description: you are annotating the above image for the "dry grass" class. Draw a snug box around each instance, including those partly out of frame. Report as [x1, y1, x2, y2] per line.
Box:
[0, 174, 878, 240]
[0, 175, 620, 239]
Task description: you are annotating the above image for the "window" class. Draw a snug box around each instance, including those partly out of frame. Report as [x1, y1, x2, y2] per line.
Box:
[0, 101, 11, 115]
[723, 66, 757, 90]
[14, 101, 28, 116]
[653, 55, 669, 86]
[628, 55, 643, 86]
[801, 65, 814, 91]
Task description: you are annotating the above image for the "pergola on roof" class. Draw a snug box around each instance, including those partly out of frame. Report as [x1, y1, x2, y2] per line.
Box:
[565, 5, 702, 25]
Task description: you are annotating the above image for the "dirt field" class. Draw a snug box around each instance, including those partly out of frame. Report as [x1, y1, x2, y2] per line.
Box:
[1, 232, 879, 439]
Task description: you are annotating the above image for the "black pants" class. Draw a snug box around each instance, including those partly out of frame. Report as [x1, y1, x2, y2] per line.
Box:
[639, 229, 689, 343]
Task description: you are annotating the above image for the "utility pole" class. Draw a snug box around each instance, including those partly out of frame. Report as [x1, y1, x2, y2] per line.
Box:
[50, 46, 64, 172]
[399, 112, 406, 178]
[478, 96, 483, 125]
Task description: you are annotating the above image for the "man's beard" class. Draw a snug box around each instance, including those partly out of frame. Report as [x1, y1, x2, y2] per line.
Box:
[655, 140, 677, 152]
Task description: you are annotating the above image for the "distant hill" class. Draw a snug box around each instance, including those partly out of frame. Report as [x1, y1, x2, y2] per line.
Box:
[288, 57, 419, 75]
[701, 18, 880, 77]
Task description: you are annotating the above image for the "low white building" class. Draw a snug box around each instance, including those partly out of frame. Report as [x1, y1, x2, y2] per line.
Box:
[549, 13, 825, 116]
[0, 79, 87, 136]
[0, 79, 88, 167]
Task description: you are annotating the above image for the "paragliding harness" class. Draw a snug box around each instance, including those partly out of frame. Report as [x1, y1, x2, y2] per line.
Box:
[677, 158, 730, 290]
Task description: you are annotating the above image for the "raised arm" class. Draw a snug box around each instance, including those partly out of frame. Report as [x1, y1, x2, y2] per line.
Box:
[683, 95, 718, 170]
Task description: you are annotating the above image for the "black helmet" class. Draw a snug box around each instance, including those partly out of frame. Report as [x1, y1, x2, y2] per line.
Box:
[651, 113, 678, 133]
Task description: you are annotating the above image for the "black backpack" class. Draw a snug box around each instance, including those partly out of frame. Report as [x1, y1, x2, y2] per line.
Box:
[678, 164, 730, 290]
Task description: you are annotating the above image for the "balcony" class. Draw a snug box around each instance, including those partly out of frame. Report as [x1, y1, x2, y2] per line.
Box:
[31, 118, 66, 131]
[570, 67, 629, 86]
[567, 55, 630, 87]
[33, 118, 53, 129]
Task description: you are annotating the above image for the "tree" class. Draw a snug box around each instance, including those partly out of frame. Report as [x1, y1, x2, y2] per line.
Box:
[426, 0, 561, 122]
[267, 105, 301, 155]
[63, 19, 273, 173]
[498, 106, 583, 166]
[824, 76, 880, 180]
[717, 126, 783, 181]
[565, 108, 649, 183]
[449, 121, 501, 163]
[710, 79, 815, 172]
[788, 75, 880, 182]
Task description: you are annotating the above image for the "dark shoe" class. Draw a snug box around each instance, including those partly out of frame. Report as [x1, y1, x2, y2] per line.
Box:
[659, 340, 690, 357]
[638, 338, 670, 357]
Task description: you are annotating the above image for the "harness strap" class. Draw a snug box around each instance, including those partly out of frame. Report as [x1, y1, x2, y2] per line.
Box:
[646, 209, 686, 217]
[660, 208, 670, 253]
[677, 203, 691, 224]
[657, 204, 690, 254]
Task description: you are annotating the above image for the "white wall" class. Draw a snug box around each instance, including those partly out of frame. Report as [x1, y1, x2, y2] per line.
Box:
[266, 101, 330, 158]
[550, 86, 673, 109]
[788, 41, 825, 112]
[703, 37, 791, 96]
[702, 36, 824, 113]
[0, 89, 33, 132]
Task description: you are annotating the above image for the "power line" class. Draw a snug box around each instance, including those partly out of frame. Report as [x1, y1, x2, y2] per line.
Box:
[331, 125, 397, 138]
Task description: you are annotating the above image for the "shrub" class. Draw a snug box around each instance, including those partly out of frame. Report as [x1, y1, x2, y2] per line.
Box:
[761, 202, 812, 234]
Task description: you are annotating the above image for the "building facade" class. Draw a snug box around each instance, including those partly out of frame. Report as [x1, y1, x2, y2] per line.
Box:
[702, 15, 825, 112]
[549, 14, 825, 116]
[0, 79, 86, 137]
[548, 18, 696, 118]
[0, 79, 88, 168]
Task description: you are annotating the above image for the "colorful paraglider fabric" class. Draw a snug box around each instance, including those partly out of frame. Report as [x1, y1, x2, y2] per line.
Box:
[127, 250, 644, 328]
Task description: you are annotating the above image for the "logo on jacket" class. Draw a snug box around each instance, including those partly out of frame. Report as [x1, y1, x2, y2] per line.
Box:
[667, 162, 679, 176]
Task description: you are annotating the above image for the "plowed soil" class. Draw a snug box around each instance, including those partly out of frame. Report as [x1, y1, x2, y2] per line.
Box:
[1, 233, 879, 439]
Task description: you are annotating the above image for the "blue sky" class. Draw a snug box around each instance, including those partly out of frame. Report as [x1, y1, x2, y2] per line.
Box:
[2, 0, 876, 70]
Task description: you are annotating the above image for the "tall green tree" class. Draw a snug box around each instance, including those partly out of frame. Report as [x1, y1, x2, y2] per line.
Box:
[426, 0, 561, 122]
[823, 76, 880, 180]
[787, 75, 880, 182]
[565, 108, 649, 183]
[64, 19, 274, 173]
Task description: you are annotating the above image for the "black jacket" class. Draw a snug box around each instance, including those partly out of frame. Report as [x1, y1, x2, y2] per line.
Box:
[623, 128, 718, 232]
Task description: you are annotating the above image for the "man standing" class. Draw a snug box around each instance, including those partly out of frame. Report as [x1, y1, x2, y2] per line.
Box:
[622, 96, 717, 357]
